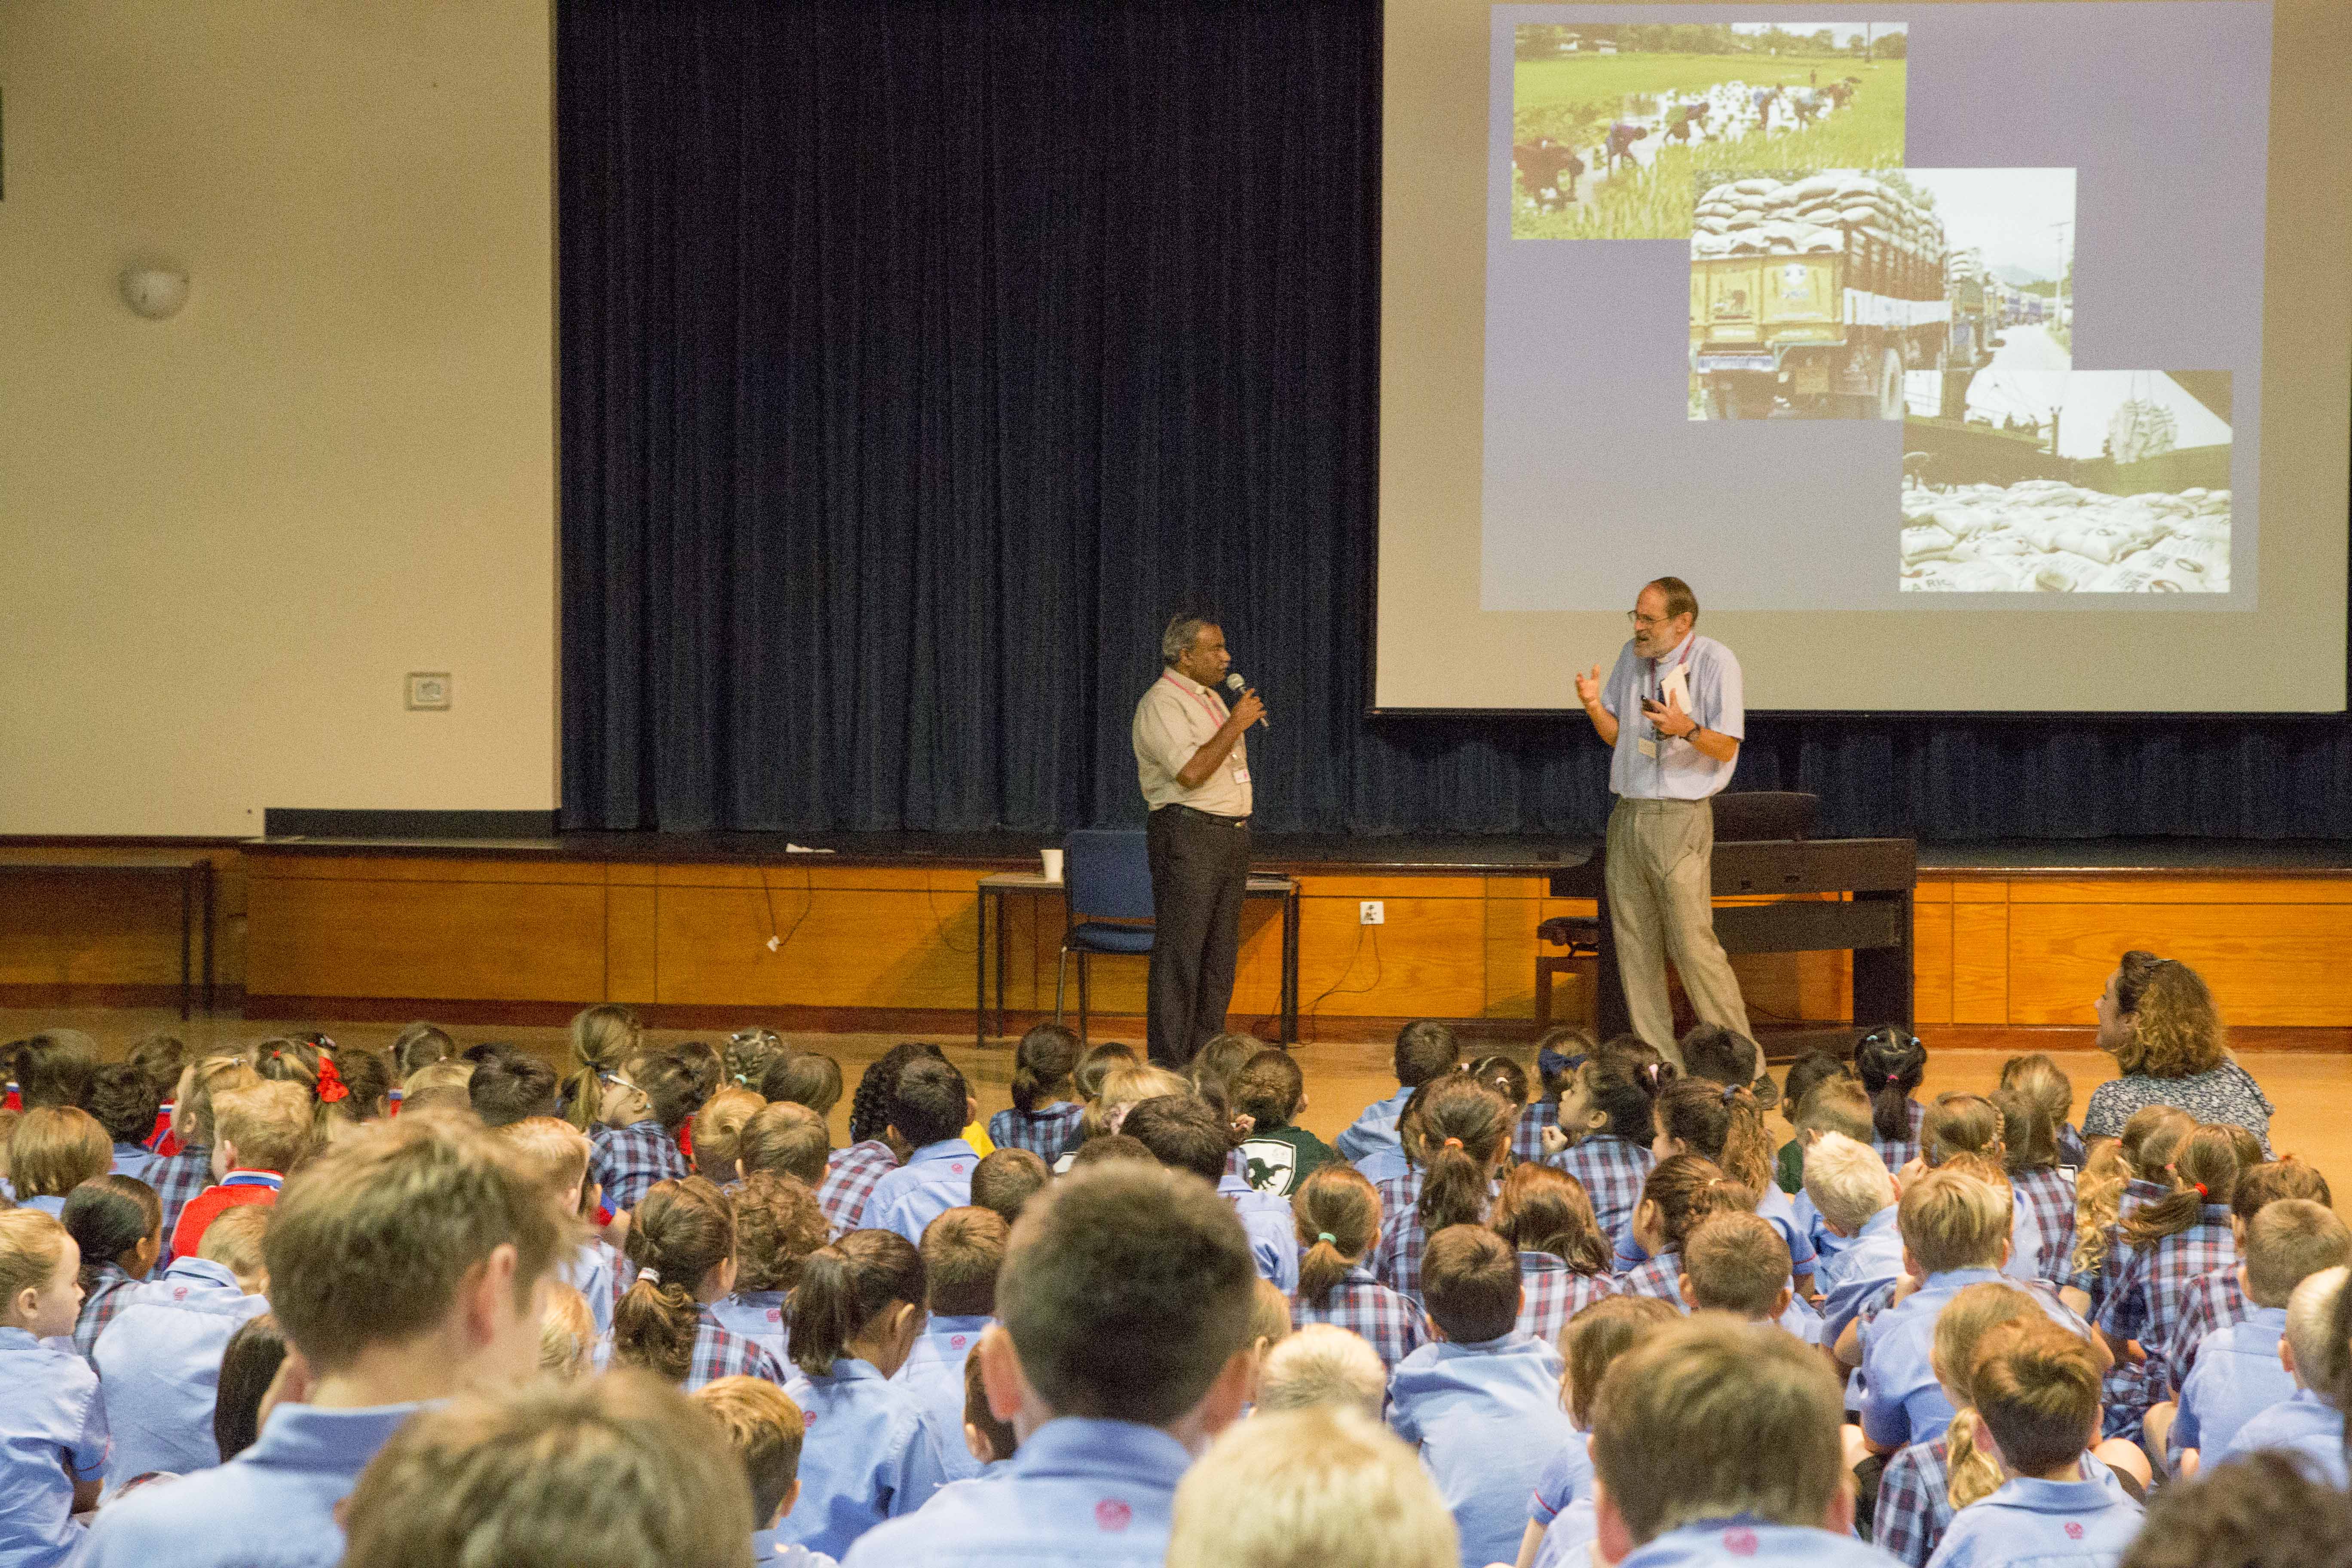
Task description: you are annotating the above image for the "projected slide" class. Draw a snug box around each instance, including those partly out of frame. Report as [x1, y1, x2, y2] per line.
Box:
[1480, 6, 2264, 609]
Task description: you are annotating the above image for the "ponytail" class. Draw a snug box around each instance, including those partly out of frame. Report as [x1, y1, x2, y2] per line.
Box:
[1293, 1165, 1381, 1305]
[788, 1229, 925, 1379]
[1923, 1093, 2006, 1171]
[1943, 1406, 2003, 1510]
[614, 1176, 735, 1384]
[1415, 1079, 1514, 1236]
[2122, 1124, 2241, 1248]
[1853, 1028, 1927, 1141]
[1010, 1024, 1082, 1116]
[62, 1175, 160, 1293]
[1656, 1080, 1773, 1194]
[1581, 1046, 1676, 1144]
[564, 1005, 641, 1133]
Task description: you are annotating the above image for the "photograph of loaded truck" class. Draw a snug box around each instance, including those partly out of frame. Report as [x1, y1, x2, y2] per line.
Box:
[1687, 167, 2074, 420]
[1510, 21, 1906, 240]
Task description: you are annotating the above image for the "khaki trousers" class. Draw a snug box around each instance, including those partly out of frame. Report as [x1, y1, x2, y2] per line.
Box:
[1605, 796, 1751, 1064]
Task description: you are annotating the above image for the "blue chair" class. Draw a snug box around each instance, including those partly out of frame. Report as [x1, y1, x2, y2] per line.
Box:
[1056, 829, 1155, 1044]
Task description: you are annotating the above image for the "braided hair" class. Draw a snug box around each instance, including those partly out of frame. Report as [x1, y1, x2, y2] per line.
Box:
[848, 1043, 947, 1145]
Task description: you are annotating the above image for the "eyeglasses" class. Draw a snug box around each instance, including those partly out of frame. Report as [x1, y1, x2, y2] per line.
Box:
[1626, 612, 1674, 628]
[597, 1070, 643, 1096]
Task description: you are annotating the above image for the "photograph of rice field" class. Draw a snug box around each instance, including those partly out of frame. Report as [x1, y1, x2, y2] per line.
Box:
[1511, 21, 1907, 239]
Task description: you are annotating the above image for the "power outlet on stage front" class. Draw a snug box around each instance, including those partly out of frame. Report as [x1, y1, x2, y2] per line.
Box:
[1359, 900, 1384, 925]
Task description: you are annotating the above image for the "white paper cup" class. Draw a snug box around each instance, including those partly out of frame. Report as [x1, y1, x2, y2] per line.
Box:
[1041, 848, 1065, 883]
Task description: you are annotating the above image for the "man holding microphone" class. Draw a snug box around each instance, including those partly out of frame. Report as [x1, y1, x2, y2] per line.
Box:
[1133, 616, 1265, 1068]
[1574, 577, 1751, 1065]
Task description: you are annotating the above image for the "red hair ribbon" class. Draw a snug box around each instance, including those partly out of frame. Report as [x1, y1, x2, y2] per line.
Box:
[2193, 1182, 2207, 1197]
[316, 1057, 349, 1104]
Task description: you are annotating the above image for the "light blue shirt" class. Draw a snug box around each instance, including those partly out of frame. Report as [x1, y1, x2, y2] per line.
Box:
[1795, 1191, 1855, 1274]
[1388, 1332, 1575, 1568]
[0, 1326, 108, 1568]
[1755, 1183, 1817, 1277]
[2217, 1386, 2349, 1486]
[838, 1416, 1189, 1568]
[25, 1195, 66, 1219]
[1816, 1207, 1905, 1349]
[1336, 1087, 1414, 1167]
[2173, 1306, 2291, 1460]
[711, 1289, 792, 1367]
[1527, 1430, 1595, 1525]
[557, 1238, 619, 1340]
[83, 1402, 421, 1568]
[1922, 1474, 2142, 1568]
[865, 1140, 978, 1248]
[1859, 1270, 2084, 1451]
[893, 1314, 992, 1484]
[1219, 1173, 1302, 1294]
[92, 1256, 270, 1486]
[1532, 1497, 1600, 1568]
[778, 1357, 948, 1559]
[1600, 632, 1744, 800]
[751, 1538, 837, 1568]
[109, 1143, 154, 1184]
[1621, 1518, 1900, 1568]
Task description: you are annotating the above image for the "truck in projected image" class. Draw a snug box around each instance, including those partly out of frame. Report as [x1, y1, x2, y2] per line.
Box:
[1689, 172, 1978, 419]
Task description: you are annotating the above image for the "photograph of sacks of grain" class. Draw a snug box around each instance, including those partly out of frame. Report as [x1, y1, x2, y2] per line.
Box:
[1899, 371, 2233, 593]
[1510, 21, 1905, 241]
[1689, 167, 2073, 421]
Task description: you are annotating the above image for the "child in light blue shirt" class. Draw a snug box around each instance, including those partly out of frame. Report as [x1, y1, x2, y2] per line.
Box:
[713, 1169, 831, 1367]
[778, 1231, 948, 1558]
[1165, 1404, 1459, 1568]
[693, 1375, 839, 1568]
[1516, 1294, 1681, 1568]
[2216, 1264, 2350, 1488]
[92, 1203, 272, 1486]
[863, 1059, 978, 1246]
[1336, 1022, 1459, 1173]
[893, 1207, 1006, 1484]
[1387, 1225, 1574, 1568]
[0, 1210, 108, 1568]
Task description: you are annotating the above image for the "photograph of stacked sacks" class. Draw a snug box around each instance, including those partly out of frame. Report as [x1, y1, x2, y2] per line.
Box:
[1690, 171, 1943, 261]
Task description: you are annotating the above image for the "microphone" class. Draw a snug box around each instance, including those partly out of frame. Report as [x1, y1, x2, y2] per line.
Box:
[1223, 672, 1271, 730]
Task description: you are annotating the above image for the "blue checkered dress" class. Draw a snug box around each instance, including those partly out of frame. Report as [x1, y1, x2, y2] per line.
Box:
[2067, 1177, 2170, 1312]
[1547, 1136, 1654, 1253]
[2165, 1263, 2251, 1395]
[1293, 1263, 1429, 1373]
[1370, 1170, 1497, 1308]
[591, 1121, 690, 1216]
[1871, 1436, 1952, 1568]
[1869, 1100, 1926, 1174]
[686, 1305, 790, 1390]
[1613, 1251, 1684, 1305]
[1517, 1252, 1616, 1346]
[2009, 1166, 2078, 1283]
[146, 1145, 215, 1242]
[987, 1103, 1084, 1162]
[1513, 1101, 1559, 1165]
[2098, 1203, 2235, 1429]
[817, 1139, 899, 1234]
[72, 1262, 138, 1363]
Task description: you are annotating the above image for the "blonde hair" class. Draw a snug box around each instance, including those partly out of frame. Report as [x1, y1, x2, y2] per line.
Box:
[562, 1005, 643, 1133]
[690, 1087, 766, 1180]
[2072, 1105, 2196, 1277]
[538, 1282, 597, 1381]
[1249, 1276, 1293, 1355]
[1793, 1078, 1873, 1142]
[1928, 1281, 2046, 1509]
[1897, 1167, 2012, 1275]
[214, 1081, 316, 1174]
[1257, 1324, 1387, 1422]
[1922, 1092, 2006, 1169]
[198, 1202, 273, 1278]
[403, 1059, 477, 1098]
[1802, 1131, 1895, 1235]
[1167, 1406, 1458, 1568]
[496, 1117, 594, 1204]
[694, 1376, 806, 1526]
[7, 1107, 112, 1198]
[0, 1207, 70, 1311]
[2285, 1265, 2349, 1406]
[1997, 1054, 2074, 1131]
[1096, 1064, 1191, 1127]
[184, 1054, 262, 1148]
[2245, 1200, 2352, 1309]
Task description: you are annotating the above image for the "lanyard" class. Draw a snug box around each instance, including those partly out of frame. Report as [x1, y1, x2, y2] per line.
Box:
[1648, 636, 1696, 704]
[1159, 671, 1228, 729]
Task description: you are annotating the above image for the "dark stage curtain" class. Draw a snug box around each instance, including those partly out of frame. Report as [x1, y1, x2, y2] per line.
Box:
[558, 0, 2352, 841]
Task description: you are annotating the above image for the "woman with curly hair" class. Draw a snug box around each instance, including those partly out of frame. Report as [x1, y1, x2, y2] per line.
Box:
[2083, 953, 2272, 1155]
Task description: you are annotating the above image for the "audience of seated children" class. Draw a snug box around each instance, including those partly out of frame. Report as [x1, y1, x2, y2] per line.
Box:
[763, 1047, 847, 1121]
[1169, 1406, 1459, 1568]
[696, 1375, 835, 1567]
[1387, 1224, 1576, 1568]
[2065, 1105, 2196, 1320]
[2160, 1157, 2331, 1399]
[614, 1174, 787, 1389]
[62, 1174, 162, 1360]
[1518, 1294, 1681, 1568]
[170, 1080, 311, 1259]
[1991, 1087, 2077, 1282]
[2095, 1124, 2241, 1439]
[989, 1023, 1087, 1163]
[467, 1049, 563, 1130]
[712, 1169, 829, 1365]
[2214, 1262, 2349, 1485]
[1489, 1162, 1616, 1344]
[0, 1207, 105, 1568]
[690, 1085, 765, 1181]
[1855, 1026, 1930, 1172]
[144, 1054, 257, 1238]
[1649, 1076, 1814, 1297]
[1123, 1091, 1299, 1294]
[536, 1283, 596, 1381]
[497, 1117, 619, 1339]
[1374, 1077, 1514, 1306]
[338, 1371, 751, 1568]
[738, 1101, 833, 1188]
[968, 1145, 1050, 1228]
[1233, 1047, 1339, 1196]
[9, 1107, 110, 1220]
[830, 1044, 943, 1228]
[398, 1057, 475, 1117]
[85, 1108, 565, 1568]
[211, 1310, 291, 1459]
[1336, 1021, 1460, 1182]
[899, 1206, 1009, 1483]
[2000, 1053, 2086, 1170]
[1540, 1041, 1666, 1252]
[1259, 1323, 1388, 1422]
[89, 1065, 160, 1182]
[778, 1229, 946, 1555]
[840, 1162, 1259, 1568]
[1679, 1210, 1795, 1323]
[95, 1201, 272, 1484]
[1920, 1318, 2144, 1568]
[1612, 1154, 1743, 1304]
[1791, 1078, 1890, 1274]
[2121, 1450, 2352, 1568]
[1289, 1162, 1426, 1372]
[2152, 1197, 2347, 1473]
[1588, 1316, 1890, 1568]
[1773, 1051, 1853, 1193]
[1516, 1028, 1595, 1164]
[591, 1049, 703, 1218]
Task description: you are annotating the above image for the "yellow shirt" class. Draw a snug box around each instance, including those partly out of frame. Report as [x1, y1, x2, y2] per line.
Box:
[1131, 668, 1253, 816]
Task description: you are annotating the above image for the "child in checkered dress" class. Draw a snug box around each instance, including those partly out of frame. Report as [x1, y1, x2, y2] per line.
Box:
[1540, 1042, 1666, 1253]
[613, 1175, 788, 1391]
[146, 1054, 258, 1241]
[823, 1045, 946, 1230]
[1372, 1076, 1513, 1307]
[2066, 1107, 2195, 1317]
[1651, 1076, 1814, 1297]
[61, 1175, 162, 1363]
[1613, 1154, 1743, 1304]
[1512, 1028, 1591, 1165]
[1854, 1027, 1929, 1173]
[2162, 1159, 2330, 1397]
[1291, 1163, 1427, 1373]
[2096, 1125, 2242, 1440]
[590, 1049, 702, 1218]
[987, 1023, 1085, 1164]
[1490, 1163, 1615, 1346]
[1999, 1054, 2086, 1171]
[1992, 1087, 2077, 1284]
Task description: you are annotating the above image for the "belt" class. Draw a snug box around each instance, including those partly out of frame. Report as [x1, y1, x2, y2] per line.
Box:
[1156, 803, 1250, 828]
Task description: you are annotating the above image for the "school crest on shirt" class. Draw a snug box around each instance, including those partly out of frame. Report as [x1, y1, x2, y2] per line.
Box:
[1239, 1137, 1296, 1195]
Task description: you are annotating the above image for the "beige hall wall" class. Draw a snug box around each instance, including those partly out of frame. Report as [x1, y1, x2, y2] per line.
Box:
[0, 0, 557, 836]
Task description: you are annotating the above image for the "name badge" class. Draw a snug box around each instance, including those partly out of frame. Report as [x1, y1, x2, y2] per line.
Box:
[1636, 738, 1658, 759]
[1231, 765, 1250, 783]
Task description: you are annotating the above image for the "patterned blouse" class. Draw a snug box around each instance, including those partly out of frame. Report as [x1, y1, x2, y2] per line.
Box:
[2082, 1062, 2273, 1153]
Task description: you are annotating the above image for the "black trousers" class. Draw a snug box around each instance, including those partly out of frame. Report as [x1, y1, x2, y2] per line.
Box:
[1145, 805, 1250, 1067]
